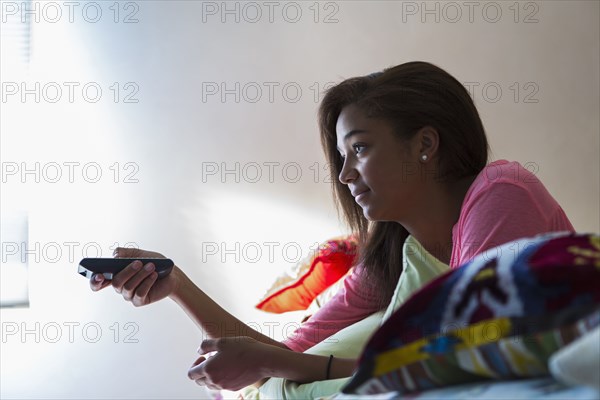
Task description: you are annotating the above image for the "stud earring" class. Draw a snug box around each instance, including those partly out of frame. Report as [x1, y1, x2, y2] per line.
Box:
[421, 154, 428, 162]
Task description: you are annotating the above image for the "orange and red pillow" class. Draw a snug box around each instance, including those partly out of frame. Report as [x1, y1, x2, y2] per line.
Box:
[256, 236, 358, 313]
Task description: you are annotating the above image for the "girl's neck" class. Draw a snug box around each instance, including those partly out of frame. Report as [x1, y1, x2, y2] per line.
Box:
[403, 174, 477, 265]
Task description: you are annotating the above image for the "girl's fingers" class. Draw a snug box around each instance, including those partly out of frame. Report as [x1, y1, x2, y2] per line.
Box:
[90, 274, 111, 291]
[110, 261, 144, 293]
[133, 272, 158, 303]
[119, 263, 155, 300]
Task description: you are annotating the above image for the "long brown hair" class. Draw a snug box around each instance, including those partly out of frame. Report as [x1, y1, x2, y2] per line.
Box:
[319, 61, 489, 308]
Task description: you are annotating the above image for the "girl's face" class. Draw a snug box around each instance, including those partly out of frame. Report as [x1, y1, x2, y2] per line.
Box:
[335, 104, 425, 222]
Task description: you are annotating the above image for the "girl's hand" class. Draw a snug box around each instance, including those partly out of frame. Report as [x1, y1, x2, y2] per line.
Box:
[188, 337, 277, 391]
[89, 247, 181, 307]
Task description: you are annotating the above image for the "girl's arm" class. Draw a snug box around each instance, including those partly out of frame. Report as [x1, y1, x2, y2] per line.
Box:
[169, 269, 287, 348]
[93, 247, 286, 348]
[93, 247, 358, 389]
[189, 336, 356, 391]
[174, 271, 358, 390]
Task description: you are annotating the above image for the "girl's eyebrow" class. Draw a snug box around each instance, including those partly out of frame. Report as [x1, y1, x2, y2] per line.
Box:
[344, 129, 369, 140]
[336, 129, 369, 151]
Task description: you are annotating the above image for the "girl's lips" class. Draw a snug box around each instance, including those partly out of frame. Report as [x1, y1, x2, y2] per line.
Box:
[355, 190, 370, 203]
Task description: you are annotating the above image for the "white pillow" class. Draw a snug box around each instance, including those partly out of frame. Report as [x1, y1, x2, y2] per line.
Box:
[381, 235, 449, 322]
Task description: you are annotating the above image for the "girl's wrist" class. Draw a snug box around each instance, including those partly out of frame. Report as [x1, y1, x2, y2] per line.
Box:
[169, 266, 190, 302]
[259, 343, 286, 379]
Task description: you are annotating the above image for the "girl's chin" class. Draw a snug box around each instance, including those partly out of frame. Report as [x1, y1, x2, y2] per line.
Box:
[361, 207, 380, 221]
[362, 207, 397, 223]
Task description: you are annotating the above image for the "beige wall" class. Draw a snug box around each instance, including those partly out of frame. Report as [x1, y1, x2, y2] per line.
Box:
[1, 1, 598, 398]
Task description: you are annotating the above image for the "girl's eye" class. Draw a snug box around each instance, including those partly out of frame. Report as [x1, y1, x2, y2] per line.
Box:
[352, 143, 366, 154]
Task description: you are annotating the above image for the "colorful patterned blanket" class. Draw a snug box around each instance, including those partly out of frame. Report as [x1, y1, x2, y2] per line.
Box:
[342, 232, 600, 395]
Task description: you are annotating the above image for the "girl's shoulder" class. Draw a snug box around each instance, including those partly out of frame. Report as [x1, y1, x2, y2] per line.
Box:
[466, 159, 542, 200]
[477, 159, 540, 186]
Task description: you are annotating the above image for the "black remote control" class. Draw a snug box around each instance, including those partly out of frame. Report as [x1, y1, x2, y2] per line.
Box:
[78, 258, 174, 280]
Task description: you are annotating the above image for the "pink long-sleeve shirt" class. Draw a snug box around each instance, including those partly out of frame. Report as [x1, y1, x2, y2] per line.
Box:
[282, 160, 574, 352]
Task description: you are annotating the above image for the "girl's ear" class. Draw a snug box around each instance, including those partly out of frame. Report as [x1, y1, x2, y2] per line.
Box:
[415, 126, 439, 160]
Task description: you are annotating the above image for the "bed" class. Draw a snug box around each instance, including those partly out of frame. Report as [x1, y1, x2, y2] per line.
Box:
[331, 377, 599, 400]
